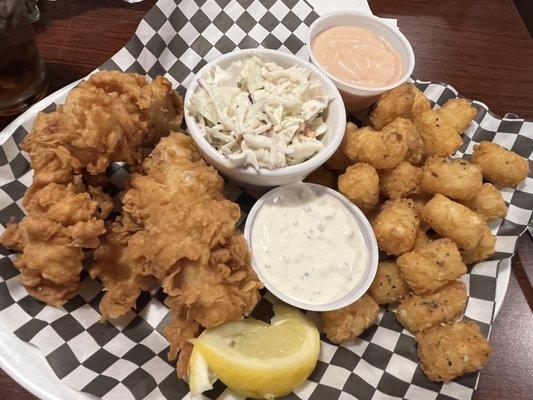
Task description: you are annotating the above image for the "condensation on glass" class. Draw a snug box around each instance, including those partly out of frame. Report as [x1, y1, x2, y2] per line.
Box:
[0, 0, 47, 116]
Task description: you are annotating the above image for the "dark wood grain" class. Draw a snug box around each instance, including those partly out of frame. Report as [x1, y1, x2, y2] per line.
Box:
[0, 0, 532, 399]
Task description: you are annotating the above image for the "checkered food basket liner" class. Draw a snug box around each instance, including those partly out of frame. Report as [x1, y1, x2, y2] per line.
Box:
[0, 1, 532, 399]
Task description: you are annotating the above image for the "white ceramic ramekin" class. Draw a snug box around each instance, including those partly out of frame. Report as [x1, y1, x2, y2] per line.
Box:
[306, 11, 415, 112]
[243, 182, 379, 312]
[184, 48, 346, 188]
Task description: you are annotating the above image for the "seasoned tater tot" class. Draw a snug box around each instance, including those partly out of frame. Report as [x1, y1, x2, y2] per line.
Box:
[338, 163, 379, 212]
[436, 98, 477, 133]
[416, 321, 492, 382]
[370, 83, 431, 130]
[380, 161, 422, 199]
[464, 183, 507, 221]
[372, 199, 420, 256]
[325, 128, 351, 171]
[415, 109, 464, 157]
[396, 281, 467, 332]
[397, 238, 467, 294]
[320, 294, 379, 344]
[344, 118, 408, 169]
[412, 228, 433, 250]
[305, 166, 336, 189]
[472, 141, 529, 187]
[368, 261, 410, 305]
[420, 157, 483, 201]
[421, 194, 486, 250]
[461, 225, 496, 264]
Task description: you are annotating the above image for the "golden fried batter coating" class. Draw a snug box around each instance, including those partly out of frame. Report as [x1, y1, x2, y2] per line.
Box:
[420, 157, 483, 201]
[305, 166, 337, 189]
[472, 141, 529, 187]
[397, 238, 467, 294]
[372, 199, 419, 256]
[436, 98, 477, 133]
[91, 132, 261, 377]
[370, 83, 431, 130]
[416, 321, 491, 381]
[460, 225, 496, 264]
[396, 281, 467, 332]
[344, 118, 409, 170]
[464, 183, 507, 221]
[380, 161, 422, 199]
[415, 110, 463, 157]
[338, 163, 379, 212]
[412, 228, 433, 250]
[325, 130, 351, 171]
[369, 261, 410, 305]
[320, 294, 379, 344]
[421, 194, 487, 250]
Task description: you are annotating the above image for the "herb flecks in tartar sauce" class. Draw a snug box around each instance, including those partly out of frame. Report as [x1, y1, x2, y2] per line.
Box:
[251, 184, 367, 305]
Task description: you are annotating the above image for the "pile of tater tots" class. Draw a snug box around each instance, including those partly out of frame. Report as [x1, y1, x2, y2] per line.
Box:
[308, 83, 529, 382]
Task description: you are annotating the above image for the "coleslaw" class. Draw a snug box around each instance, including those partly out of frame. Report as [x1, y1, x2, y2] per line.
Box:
[187, 56, 330, 169]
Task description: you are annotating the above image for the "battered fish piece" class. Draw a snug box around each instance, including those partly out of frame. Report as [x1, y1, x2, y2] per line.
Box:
[344, 118, 409, 169]
[397, 238, 467, 294]
[460, 225, 496, 264]
[368, 261, 410, 305]
[416, 321, 492, 381]
[338, 163, 380, 212]
[464, 183, 507, 221]
[421, 194, 487, 250]
[420, 157, 483, 201]
[380, 161, 422, 199]
[396, 281, 467, 332]
[91, 132, 261, 377]
[472, 141, 529, 187]
[305, 166, 336, 189]
[325, 130, 351, 171]
[370, 83, 431, 130]
[415, 110, 463, 157]
[412, 228, 433, 250]
[372, 199, 419, 256]
[436, 98, 477, 133]
[320, 294, 379, 344]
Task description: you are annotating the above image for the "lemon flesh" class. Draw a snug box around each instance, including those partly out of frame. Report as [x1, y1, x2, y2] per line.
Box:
[190, 304, 320, 399]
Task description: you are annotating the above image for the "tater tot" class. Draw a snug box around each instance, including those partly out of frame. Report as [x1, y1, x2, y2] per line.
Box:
[464, 183, 507, 221]
[420, 157, 483, 201]
[372, 199, 419, 256]
[368, 261, 410, 305]
[436, 98, 477, 133]
[396, 281, 467, 332]
[338, 163, 379, 212]
[415, 109, 463, 157]
[416, 321, 492, 381]
[421, 194, 487, 250]
[397, 238, 467, 294]
[344, 118, 408, 169]
[472, 141, 529, 187]
[380, 161, 422, 199]
[461, 225, 496, 264]
[370, 83, 431, 130]
[325, 127, 351, 171]
[305, 166, 337, 189]
[320, 294, 379, 344]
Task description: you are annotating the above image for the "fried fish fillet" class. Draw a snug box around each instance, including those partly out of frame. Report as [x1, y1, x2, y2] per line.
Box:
[91, 132, 261, 378]
[0, 71, 183, 306]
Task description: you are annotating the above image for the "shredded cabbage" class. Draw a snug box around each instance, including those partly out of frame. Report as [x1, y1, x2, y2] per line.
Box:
[187, 56, 331, 169]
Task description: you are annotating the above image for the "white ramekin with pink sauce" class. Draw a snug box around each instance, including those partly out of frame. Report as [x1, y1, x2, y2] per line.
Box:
[306, 11, 415, 112]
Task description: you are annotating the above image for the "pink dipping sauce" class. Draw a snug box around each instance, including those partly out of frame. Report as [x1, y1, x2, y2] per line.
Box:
[312, 26, 403, 88]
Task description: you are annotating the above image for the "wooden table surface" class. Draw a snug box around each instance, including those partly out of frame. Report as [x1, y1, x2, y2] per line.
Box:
[1, 0, 532, 399]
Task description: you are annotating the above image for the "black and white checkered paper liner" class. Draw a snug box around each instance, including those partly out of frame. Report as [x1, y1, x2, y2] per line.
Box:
[0, 1, 532, 399]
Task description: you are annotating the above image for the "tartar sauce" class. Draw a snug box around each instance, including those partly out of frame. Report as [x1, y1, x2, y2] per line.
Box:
[312, 26, 403, 88]
[250, 184, 368, 305]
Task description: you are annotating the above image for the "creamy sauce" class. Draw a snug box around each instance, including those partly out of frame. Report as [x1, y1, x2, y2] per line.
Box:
[251, 184, 367, 305]
[312, 26, 403, 88]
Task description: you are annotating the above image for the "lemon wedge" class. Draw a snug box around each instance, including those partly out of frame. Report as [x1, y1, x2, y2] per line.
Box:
[189, 303, 320, 399]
